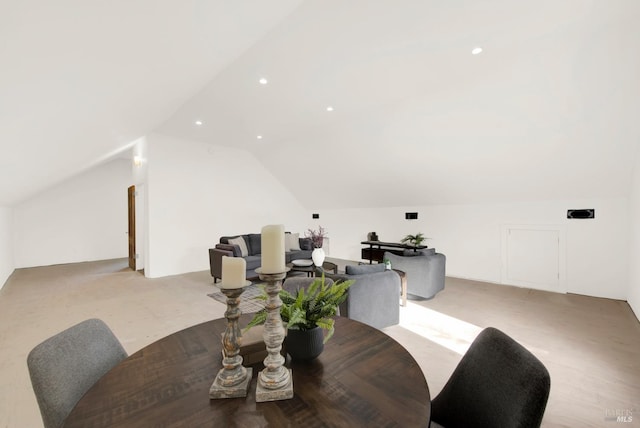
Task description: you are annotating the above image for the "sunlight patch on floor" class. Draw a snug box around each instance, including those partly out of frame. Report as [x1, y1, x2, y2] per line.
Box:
[399, 301, 482, 355]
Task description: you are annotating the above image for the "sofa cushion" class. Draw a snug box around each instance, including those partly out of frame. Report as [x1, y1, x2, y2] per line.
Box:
[247, 234, 261, 256]
[299, 238, 313, 251]
[228, 237, 248, 257]
[403, 248, 435, 257]
[215, 243, 242, 257]
[244, 255, 262, 271]
[345, 264, 386, 275]
[285, 233, 301, 251]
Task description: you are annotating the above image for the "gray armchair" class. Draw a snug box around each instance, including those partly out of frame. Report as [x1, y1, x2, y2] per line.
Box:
[326, 264, 400, 329]
[384, 248, 445, 299]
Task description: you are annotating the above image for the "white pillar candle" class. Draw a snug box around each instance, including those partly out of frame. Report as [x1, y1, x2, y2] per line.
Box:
[220, 256, 246, 289]
[261, 224, 285, 274]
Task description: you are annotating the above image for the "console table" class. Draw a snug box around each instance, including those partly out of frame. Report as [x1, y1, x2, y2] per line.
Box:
[361, 240, 428, 264]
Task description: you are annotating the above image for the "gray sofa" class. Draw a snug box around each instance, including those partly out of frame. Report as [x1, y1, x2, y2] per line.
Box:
[384, 248, 446, 299]
[209, 232, 312, 281]
[325, 264, 400, 329]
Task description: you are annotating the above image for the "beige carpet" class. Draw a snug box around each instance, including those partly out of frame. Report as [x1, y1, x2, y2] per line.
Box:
[1, 258, 639, 427]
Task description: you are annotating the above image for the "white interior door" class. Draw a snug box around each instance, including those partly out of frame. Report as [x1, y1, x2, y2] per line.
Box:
[501, 225, 566, 293]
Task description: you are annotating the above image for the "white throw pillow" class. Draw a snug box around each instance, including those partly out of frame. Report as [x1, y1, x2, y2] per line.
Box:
[228, 236, 248, 257]
[286, 233, 301, 252]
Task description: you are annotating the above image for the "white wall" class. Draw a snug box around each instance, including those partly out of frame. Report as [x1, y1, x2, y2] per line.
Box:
[132, 137, 149, 271]
[628, 150, 640, 319]
[0, 206, 14, 289]
[316, 198, 629, 300]
[13, 159, 132, 268]
[145, 134, 307, 278]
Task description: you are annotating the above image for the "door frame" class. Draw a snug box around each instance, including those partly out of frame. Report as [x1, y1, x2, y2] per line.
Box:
[128, 185, 136, 270]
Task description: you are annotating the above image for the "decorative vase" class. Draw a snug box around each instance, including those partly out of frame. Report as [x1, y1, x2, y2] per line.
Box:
[311, 247, 325, 267]
[285, 326, 324, 360]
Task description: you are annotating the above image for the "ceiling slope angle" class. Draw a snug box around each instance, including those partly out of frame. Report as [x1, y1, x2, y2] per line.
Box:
[157, 0, 640, 209]
[0, 0, 304, 206]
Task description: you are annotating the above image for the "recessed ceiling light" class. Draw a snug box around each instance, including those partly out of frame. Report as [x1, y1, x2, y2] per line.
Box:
[471, 47, 483, 55]
[259, 78, 268, 85]
[195, 120, 203, 126]
[257, 135, 263, 140]
[326, 106, 334, 112]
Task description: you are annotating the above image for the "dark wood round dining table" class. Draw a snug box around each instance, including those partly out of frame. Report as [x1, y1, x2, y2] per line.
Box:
[64, 315, 430, 427]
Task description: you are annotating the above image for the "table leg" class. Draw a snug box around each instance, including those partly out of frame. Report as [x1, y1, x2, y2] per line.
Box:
[392, 269, 407, 307]
[401, 278, 407, 307]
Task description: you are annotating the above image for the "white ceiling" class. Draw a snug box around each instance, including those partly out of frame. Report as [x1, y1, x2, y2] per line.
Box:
[3, 0, 640, 208]
[0, 0, 303, 205]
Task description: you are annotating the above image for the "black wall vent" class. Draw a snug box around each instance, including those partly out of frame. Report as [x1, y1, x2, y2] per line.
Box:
[312, 213, 319, 219]
[405, 212, 418, 220]
[567, 209, 595, 219]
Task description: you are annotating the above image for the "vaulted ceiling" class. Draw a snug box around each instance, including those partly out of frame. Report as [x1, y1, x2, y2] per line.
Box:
[3, 0, 640, 208]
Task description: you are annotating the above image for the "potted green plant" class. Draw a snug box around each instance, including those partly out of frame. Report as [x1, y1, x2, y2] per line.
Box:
[401, 232, 427, 247]
[246, 275, 354, 360]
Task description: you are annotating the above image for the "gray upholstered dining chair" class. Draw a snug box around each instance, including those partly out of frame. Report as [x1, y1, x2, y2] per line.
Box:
[27, 318, 128, 428]
[430, 327, 550, 428]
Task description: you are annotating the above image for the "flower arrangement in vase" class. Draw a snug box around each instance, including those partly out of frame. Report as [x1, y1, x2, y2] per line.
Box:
[305, 226, 327, 248]
[306, 226, 327, 266]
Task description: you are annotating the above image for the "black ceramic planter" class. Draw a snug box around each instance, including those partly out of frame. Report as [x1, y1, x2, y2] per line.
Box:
[285, 326, 324, 360]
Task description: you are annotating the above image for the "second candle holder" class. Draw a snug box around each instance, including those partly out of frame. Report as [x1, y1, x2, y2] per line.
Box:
[254, 268, 293, 402]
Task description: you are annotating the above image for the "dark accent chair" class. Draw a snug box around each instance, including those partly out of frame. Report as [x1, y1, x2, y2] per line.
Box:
[27, 319, 128, 428]
[384, 248, 446, 299]
[430, 327, 551, 428]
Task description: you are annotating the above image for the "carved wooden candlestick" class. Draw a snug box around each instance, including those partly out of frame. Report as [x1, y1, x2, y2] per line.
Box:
[255, 268, 294, 402]
[209, 286, 253, 399]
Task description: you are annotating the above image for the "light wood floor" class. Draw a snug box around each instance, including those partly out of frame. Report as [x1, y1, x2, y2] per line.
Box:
[1, 258, 638, 427]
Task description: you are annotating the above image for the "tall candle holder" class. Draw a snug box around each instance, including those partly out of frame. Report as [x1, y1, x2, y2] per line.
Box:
[255, 268, 294, 402]
[209, 284, 253, 399]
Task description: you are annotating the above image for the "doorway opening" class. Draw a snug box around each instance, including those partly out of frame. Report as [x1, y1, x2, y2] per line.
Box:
[127, 184, 145, 272]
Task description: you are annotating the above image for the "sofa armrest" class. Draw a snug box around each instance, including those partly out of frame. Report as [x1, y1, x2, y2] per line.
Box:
[209, 247, 233, 281]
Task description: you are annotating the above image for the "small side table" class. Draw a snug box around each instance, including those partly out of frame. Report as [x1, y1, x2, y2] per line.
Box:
[393, 269, 407, 307]
[317, 261, 338, 275]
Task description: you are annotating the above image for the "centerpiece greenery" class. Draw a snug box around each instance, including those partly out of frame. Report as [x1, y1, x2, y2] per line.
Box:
[401, 232, 427, 247]
[246, 275, 354, 344]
